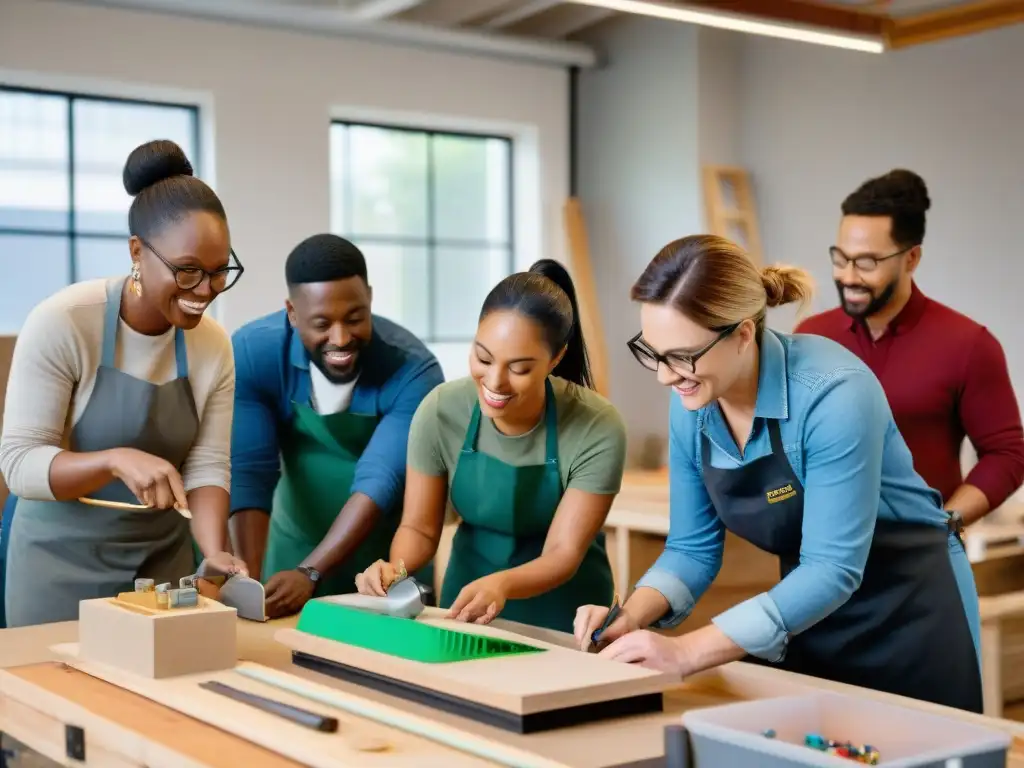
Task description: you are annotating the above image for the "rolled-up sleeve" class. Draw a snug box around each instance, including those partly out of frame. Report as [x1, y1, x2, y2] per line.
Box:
[713, 369, 882, 661]
[228, 332, 282, 515]
[351, 356, 444, 514]
[636, 395, 725, 628]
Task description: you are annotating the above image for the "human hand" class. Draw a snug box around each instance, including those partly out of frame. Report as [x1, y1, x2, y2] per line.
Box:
[597, 630, 688, 675]
[105, 447, 188, 512]
[447, 573, 508, 624]
[354, 559, 402, 596]
[264, 569, 316, 619]
[574, 604, 639, 652]
[203, 551, 248, 578]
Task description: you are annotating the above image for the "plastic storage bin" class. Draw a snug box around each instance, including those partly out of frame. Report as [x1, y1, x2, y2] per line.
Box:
[679, 692, 1010, 767]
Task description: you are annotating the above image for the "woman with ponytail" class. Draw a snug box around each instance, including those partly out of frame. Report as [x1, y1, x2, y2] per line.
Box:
[575, 235, 983, 714]
[354, 260, 625, 633]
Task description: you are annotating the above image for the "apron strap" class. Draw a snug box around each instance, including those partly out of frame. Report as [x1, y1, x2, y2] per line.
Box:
[542, 377, 559, 466]
[766, 418, 786, 456]
[101, 278, 124, 370]
[173, 327, 189, 379]
[700, 417, 785, 468]
[101, 277, 189, 379]
[460, 377, 560, 459]
[461, 401, 483, 454]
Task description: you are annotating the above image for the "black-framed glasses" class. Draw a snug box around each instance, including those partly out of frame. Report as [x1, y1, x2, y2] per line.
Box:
[829, 244, 914, 274]
[139, 236, 245, 292]
[627, 323, 740, 376]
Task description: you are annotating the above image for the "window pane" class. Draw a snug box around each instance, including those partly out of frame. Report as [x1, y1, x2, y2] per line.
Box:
[432, 135, 510, 244]
[0, 90, 69, 231]
[76, 236, 129, 282]
[0, 234, 71, 332]
[356, 241, 429, 338]
[345, 125, 428, 238]
[433, 247, 511, 340]
[73, 99, 198, 235]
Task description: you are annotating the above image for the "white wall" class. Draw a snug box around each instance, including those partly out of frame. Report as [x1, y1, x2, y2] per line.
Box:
[0, 0, 572, 381]
[740, 24, 1024, 399]
[576, 17, 1024, 479]
[576, 15, 704, 464]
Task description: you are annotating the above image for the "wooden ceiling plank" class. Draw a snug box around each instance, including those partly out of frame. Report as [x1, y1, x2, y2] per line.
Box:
[885, 0, 1024, 48]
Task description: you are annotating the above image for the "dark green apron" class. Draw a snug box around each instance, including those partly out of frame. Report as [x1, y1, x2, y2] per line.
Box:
[441, 378, 614, 633]
[262, 401, 400, 597]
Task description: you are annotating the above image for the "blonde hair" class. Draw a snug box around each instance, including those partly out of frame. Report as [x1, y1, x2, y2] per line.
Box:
[630, 235, 813, 331]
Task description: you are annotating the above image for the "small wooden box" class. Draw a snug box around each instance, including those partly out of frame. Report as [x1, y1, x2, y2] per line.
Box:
[78, 594, 238, 678]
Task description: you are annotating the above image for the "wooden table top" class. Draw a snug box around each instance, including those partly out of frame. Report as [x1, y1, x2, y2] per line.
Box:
[2, 616, 1024, 767]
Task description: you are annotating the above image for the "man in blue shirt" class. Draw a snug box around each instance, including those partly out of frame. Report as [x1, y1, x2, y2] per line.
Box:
[576, 235, 982, 713]
[229, 234, 444, 618]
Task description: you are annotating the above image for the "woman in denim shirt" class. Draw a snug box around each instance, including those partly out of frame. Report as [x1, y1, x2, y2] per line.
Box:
[576, 235, 982, 713]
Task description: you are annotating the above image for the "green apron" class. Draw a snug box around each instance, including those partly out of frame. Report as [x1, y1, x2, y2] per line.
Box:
[441, 378, 614, 633]
[263, 401, 400, 597]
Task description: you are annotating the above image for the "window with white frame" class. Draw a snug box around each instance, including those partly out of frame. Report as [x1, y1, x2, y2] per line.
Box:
[0, 86, 200, 333]
[329, 121, 514, 343]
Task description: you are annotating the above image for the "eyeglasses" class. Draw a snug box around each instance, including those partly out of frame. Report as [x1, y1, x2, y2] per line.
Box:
[139, 236, 245, 292]
[627, 323, 740, 376]
[829, 244, 914, 274]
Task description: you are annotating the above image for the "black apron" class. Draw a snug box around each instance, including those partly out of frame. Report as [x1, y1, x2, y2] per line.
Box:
[700, 418, 983, 713]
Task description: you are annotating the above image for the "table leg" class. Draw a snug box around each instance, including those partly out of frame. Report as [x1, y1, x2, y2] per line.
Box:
[981, 621, 1003, 718]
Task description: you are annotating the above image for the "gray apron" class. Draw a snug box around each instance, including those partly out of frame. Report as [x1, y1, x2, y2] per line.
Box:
[4, 278, 199, 627]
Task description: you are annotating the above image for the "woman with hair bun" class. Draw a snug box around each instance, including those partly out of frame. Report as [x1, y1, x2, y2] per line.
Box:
[354, 259, 626, 633]
[574, 234, 983, 713]
[1, 139, 248, 627]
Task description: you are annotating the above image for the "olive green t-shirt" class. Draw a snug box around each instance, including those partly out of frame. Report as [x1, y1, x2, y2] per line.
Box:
[407, 375, 627, 497]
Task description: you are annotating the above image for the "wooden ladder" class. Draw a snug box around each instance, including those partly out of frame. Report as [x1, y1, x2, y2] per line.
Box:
[702, 166, 764, 265]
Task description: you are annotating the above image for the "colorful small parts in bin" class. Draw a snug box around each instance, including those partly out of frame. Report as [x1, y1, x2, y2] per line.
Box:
[803, 733, 879, 764]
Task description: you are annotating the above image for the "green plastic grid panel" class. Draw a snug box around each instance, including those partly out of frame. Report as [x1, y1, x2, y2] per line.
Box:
[296, 600, 549, 664]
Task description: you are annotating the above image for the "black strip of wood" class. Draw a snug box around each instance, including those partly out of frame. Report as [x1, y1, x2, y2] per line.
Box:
[291, 651, 663, 735]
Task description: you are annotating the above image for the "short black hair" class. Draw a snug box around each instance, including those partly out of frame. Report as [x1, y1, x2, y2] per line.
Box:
[285, 234, 367, 287]
[124, 139, 226, 240]
[841, 169, 931, 248]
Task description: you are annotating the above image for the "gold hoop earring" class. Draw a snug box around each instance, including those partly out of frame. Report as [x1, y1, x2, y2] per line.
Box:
[130, 263, 143, 297]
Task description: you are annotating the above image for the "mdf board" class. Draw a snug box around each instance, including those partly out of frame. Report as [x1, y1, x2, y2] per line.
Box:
[277, 602, 679, 734]
[47, 647, 531, 768]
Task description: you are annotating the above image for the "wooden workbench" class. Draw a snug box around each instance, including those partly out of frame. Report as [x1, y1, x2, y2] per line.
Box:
[3, 616, 1024, 767]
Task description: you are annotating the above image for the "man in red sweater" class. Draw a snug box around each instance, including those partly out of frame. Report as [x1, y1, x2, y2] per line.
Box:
[795, 169, 1024, 525]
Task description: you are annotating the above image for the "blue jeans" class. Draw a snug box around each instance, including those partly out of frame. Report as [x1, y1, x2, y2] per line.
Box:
[0, 494, 16, 629]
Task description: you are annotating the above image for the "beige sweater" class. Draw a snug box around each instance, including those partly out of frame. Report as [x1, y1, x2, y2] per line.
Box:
[0, 277, 234, 500]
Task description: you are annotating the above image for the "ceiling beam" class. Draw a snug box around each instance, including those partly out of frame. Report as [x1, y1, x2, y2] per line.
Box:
[508, 4, 619, 36]
[400, 0, 514, 26]
[482, 0, 561, 29]
[885, 0, 1024, 48]
[348, 0, 427, 20]
[65, 0, 597, 66]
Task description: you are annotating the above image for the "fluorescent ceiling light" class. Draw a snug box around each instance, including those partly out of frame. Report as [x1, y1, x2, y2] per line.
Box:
[565, 0, 886, 53]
